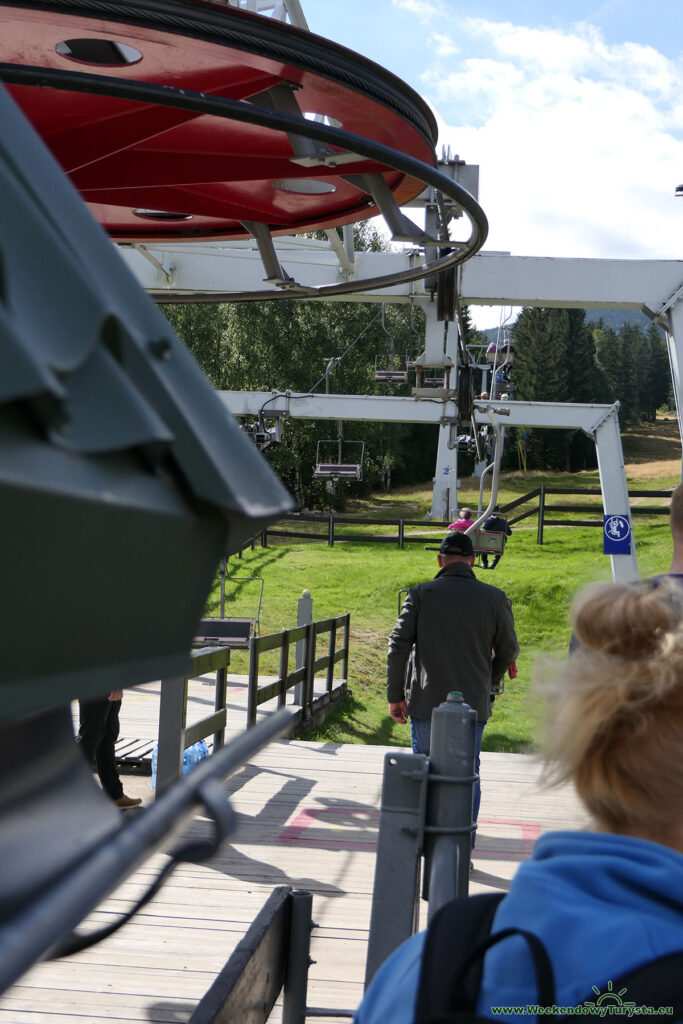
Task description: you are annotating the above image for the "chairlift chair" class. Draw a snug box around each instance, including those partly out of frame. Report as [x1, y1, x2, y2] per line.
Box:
[374, 353, 409, 383]
[374, 305, 409, 383]
[501, 342, 515, 365]
[314, 439, 365, 480]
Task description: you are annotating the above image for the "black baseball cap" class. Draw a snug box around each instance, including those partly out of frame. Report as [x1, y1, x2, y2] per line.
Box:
[426, 532, 474, 556]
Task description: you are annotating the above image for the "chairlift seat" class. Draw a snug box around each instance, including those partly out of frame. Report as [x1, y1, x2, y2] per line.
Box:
[468, 528, 505, 556]
[374, 369, 408, 383]
[314, 463, 362, 479]
[193, 617, 255, 649]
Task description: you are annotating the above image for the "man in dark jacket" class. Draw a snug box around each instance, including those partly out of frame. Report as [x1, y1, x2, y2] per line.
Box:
[387, 531, 518, 835]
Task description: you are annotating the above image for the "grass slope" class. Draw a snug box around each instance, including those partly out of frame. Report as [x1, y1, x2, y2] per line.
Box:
[208, 517, 673, 754]
[210, 416, 680, 753]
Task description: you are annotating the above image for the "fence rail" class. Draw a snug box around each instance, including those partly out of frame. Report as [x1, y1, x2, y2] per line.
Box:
[527, 485, 674, 544]
[263, 514, 450, 548]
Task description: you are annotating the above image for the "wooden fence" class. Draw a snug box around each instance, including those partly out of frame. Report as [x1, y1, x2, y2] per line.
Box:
[252, 488, 674, 550]
[125, 613, 350, 789]
[502, 485, 673, 544]
[262, 513, 450, 548]
[247, 613, 350, 727]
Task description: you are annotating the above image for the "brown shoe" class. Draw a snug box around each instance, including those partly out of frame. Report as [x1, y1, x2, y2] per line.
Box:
[115, 794, 142, 808]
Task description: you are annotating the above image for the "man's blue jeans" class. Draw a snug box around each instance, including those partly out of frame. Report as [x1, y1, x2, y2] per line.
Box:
[409, 716, 486, 846]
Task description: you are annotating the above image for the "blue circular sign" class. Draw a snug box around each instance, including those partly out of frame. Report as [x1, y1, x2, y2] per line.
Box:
[604, 515, 630, 541]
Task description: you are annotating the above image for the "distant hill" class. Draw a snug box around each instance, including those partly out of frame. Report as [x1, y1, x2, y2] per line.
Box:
[480, 308, 661, 341]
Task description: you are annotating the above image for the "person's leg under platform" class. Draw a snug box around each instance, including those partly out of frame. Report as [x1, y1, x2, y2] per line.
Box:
[78, 697, 123, 800]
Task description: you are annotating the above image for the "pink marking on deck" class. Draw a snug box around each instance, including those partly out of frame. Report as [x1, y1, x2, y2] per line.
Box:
[475, 818, 541, 859]
[277, 807, 379, 850]
[277, 810, 541, 858]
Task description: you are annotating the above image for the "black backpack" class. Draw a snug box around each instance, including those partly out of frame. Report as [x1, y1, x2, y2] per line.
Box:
[415, 893, 683, 1024]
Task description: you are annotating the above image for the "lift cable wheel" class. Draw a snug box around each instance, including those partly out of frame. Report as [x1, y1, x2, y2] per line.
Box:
[0, 0, 487, 299]
[0, 62, 488, 299]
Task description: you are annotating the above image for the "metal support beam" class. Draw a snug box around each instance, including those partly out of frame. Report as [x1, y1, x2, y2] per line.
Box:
[121, 243, 683, 313]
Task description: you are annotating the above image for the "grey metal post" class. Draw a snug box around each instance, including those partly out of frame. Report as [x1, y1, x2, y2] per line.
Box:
[328, 512, 335, 547]
[156, 674, 186, 796]
[294, 590, 313, 706]
[282, 890, 313, 1024]
[364, 752, 429, 988]
[424, 692, 477, 920]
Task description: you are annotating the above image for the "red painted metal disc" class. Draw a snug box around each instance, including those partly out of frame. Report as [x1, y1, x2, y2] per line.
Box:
[0, 0, 438, 241]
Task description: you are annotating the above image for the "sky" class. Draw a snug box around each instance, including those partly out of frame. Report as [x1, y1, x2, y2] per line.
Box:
[299, 0, 683, 328]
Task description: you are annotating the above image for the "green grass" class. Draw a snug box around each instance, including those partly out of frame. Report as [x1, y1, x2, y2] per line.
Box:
[206, 504, 674, 755]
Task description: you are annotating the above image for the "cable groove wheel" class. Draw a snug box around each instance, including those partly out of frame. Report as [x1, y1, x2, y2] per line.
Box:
[0, 0, 488, 296]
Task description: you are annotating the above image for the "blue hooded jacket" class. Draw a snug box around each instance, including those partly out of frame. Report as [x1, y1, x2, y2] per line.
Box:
[355, 831, 683, 1024]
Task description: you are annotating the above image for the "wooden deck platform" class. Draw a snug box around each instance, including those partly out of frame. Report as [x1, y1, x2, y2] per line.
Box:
[0, 678, 589, 1024]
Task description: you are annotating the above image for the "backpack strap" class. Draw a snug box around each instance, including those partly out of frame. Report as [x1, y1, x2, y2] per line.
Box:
[567, 952, 683, 1022]
[415, 893, 559, 1024]
[415, 894, 502, 1024]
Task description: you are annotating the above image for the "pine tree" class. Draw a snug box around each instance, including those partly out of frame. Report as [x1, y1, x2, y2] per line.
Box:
[511, 308, 571, 469]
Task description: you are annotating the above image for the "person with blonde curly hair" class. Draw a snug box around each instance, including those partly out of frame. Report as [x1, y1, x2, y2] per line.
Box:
[357, 579, 683, 1024]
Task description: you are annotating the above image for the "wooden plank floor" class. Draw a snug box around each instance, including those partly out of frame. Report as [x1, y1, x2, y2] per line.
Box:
[0, 679, 589, 1024]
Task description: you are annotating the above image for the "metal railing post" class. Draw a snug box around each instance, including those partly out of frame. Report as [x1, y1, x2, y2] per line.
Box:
[294, 590, 313, 706]
[399, 519, 405, 549]
[328, 512, 335, 547]
[282, 891, 314, 1024]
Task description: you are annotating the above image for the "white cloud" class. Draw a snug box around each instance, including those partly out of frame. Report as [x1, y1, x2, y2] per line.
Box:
[391, 0, 443, 24]
[421, 19, 683, 261]
[429, 32, 458, 58]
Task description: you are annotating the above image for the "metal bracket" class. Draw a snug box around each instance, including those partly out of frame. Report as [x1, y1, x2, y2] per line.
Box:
[588, 400, 621, 438]
[343, 173, 435, 245]
[132, 243, 174, 284]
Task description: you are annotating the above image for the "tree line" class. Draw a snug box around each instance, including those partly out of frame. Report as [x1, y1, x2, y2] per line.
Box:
[503, 308, 670, 472]
[160, 298, 671, 503]
[161, 298, 438, 508]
